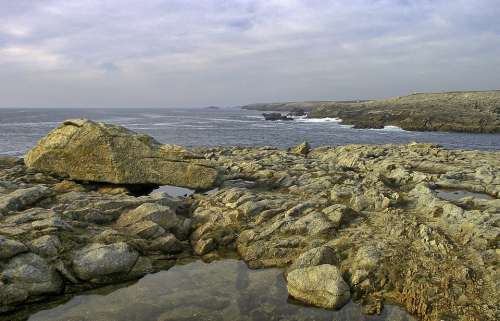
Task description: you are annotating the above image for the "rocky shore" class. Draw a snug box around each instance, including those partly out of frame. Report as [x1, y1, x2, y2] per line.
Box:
[1, 120, 499, 321]
[242, 90, 500, 133]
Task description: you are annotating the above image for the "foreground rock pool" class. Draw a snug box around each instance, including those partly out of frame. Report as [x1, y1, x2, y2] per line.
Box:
[25, 259, 415, 321]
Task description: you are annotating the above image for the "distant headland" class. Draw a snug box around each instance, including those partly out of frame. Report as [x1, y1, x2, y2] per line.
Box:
[241, 90, 500, 133]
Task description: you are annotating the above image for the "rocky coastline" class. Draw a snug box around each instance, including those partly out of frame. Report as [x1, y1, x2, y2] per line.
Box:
[242, 91, 500, 133]
[1, 120, 499, 320]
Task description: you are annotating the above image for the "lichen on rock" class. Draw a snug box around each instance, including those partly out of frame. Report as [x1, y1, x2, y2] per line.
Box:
[24, 119, 219, 190]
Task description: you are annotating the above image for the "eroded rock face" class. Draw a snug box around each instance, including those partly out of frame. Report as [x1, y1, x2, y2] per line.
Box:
[24, 119, 219, 190]
[287, 264, 350, 309]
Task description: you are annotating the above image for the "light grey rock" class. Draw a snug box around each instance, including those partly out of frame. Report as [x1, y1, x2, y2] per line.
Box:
[171, 218, 192, 241]
[322, 204, 354, 227]
[0, 236, 27, 260]
[0, 253, 63, 303]
[4, 208, 56, 225]
[0, 282, 29, 308]
[284, 202, 315, 218]
[31, 216, 71, 230]
[287, 264, 350, 309]
[30, 235, 61, 257]
[116, 203, 178, 230]
[292, 212, 334, 236]
[289, 246, 337, 272]
[351, 245, 383, 285]
[126, 220, 166, 239]
[0, 186, 49, 215]
[72, 242, 139, 281]
[238, 201, 265, 216]
[150, 234, 183, 254]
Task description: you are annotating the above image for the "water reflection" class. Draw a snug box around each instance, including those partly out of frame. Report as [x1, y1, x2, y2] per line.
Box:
[29, 260, 415, 321]
[435, 188, 494, 201]
[154, 185, 194, 197]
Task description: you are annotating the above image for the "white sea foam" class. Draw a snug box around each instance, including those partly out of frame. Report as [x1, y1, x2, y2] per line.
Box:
[365, 125, 407, 132]
[294, 117, 342, 123]
[382, 125, 406, 131]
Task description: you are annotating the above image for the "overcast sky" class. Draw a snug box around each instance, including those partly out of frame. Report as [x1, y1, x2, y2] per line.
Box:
[1, 0, 499, 108]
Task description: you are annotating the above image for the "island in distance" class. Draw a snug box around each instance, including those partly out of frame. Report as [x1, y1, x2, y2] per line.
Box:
[242, 90, 500, 133]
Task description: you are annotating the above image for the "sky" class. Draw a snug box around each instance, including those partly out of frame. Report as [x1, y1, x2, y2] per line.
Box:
[0, 0, 499, 108]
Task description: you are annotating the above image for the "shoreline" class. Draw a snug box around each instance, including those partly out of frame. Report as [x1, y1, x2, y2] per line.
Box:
[242, 90, 500, 134]
[0, 120, 499, 321]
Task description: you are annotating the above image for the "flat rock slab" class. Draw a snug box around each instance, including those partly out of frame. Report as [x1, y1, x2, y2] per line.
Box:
[24, 119, 219, 190]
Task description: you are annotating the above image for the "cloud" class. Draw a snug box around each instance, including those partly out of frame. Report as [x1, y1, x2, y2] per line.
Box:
[0, 46, 65, 69]
[0, 0, 499, 107]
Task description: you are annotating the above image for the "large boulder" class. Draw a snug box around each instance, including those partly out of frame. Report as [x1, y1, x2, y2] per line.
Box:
[24, 119, 218, 190]
[287, 264, 350, 309]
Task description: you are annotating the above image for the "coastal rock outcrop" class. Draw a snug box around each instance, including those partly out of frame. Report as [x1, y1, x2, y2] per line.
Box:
[0, 150, 194, 313]
[188, 142, 499, 321]
[244, 90, 500, 133]
[1, 120, 499, 321]
[24, 119, 219, 190]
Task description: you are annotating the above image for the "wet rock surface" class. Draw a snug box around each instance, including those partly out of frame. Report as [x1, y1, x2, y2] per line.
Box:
[0, 121, 499, 321]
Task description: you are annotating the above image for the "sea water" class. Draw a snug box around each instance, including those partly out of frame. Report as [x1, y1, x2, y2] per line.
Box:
[0, 108, 499, 156]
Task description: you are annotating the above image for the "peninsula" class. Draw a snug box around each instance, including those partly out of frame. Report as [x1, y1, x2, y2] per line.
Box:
[242, 91, 500, 133]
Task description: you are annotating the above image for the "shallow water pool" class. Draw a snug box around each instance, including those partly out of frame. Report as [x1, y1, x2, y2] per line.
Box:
[153, 185, 195, 197]
[435, 188, 494, 201]
[28, 259, 416, 321]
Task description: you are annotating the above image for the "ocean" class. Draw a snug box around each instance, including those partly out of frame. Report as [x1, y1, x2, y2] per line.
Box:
[0, 107, 498, 155]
